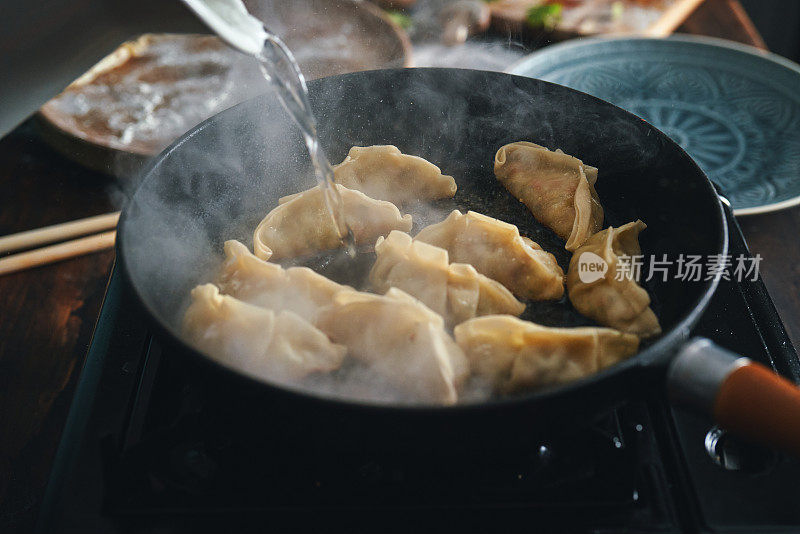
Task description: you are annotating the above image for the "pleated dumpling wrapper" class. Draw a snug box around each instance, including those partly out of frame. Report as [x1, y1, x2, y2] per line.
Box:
[215, 240, 353, 324]
[454, 315, 639, 393]
[413, 210, 564, 301]
[315, 288, 470, 405]
[333, 145, 457, 205]
[494, 141, 604, 251]
[369, 231, 524, 327]
[183, 284, 346, 384]
[254, 184, 412, 260]
[566, 220, 662, 338]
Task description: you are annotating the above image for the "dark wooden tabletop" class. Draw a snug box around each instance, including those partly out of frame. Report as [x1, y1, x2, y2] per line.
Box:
[0, 1, 797, 531]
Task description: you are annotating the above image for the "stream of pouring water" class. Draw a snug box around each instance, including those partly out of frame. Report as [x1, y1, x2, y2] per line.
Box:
[256, 32, 356, 254]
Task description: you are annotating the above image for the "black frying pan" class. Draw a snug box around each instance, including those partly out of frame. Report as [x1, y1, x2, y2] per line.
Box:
[118, 68, 800, 454]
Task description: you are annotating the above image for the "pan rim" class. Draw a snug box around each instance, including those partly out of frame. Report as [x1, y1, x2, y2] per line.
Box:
[117, 67, 728, 413]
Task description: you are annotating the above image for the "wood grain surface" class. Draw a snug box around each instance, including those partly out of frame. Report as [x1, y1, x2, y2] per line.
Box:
[0, 3, 795, 532]
[0, 122, 115, 531]
[739, 207, 800, 349]
[678, 0, 768, 48]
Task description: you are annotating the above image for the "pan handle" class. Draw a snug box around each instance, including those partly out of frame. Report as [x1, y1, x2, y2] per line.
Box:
[668, 338, 800, 457]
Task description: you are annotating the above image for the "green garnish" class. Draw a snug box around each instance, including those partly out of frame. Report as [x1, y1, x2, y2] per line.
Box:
[526, 3, 563, 30]
[611, 1, 625, 20]
[386, 10, 413, 30]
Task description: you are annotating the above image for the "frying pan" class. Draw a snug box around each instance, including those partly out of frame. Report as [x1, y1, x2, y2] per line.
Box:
[118, 68, 800, 454]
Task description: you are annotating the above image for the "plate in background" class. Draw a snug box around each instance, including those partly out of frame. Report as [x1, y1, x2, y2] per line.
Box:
[490, 0, 706, 39]
[510, 35, 800, 215]
[37, 0, 411, 177]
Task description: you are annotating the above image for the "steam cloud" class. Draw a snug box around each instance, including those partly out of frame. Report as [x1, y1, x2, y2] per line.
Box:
[116, 2, 665, 406]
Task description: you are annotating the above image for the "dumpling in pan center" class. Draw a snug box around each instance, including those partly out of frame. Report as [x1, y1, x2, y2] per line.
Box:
[414, 210, 564, 301]
[454, 315, 639, 393]
[369, 230, 525, 326]
[215, 240, 353, 324]
[494, 141, 603, 251]
[315, 288, 470, 405]
[183, 284, 346, 384]
[333, 145, 457, 205]
[253, 184, 412, 260]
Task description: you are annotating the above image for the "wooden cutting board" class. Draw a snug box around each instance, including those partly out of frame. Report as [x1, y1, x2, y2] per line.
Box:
[36, 0, 411, 177]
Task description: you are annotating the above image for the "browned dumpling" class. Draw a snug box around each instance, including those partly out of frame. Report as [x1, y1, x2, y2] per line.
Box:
[413, 210, 564, 301]
[494, 141, 603, 251]
[369, 231, 525, 326]
[332, 145, 457, 205]
[315, 288, 470, 405]
[183, 284, 346, 383]
[453, 315, 639, 393]
[253, 184, 412, 259]
[215, 240, 352, 323]
[566, 221, 662, 338]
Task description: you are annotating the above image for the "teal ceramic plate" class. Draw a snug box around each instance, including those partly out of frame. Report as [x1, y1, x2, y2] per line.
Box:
[510, 36, 800, 215]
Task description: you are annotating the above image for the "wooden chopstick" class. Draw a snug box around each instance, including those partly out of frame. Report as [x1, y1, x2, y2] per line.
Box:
[0, 211, 120, 255]
[0, 230, 116, 277]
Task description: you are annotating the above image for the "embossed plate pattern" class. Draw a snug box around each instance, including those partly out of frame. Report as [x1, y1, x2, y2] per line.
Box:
[510, 36, 800, 215]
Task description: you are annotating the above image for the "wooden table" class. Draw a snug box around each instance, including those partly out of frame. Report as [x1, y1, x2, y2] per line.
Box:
[0, 1, 796, 531]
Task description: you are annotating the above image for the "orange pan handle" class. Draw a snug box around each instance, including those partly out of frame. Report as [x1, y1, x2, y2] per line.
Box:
[668, 338, 800, 457]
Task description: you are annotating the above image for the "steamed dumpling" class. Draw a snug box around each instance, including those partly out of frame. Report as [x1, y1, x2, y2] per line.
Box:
[566, 220, 662, 338]
[414, 210, 564, 300]
[183, 284, 346, 383]
[254, 184, 412, 259]
[315, 288, 470, 405]
[332, 145, 457, 205]
[369, 231, 524, 326]
[454, 315, 639, 393]
[494, 141, 604, 251]
[215, 240, 352, 323]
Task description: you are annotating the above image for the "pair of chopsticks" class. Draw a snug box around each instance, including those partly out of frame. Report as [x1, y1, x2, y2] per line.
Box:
[0, 212, 120, 276]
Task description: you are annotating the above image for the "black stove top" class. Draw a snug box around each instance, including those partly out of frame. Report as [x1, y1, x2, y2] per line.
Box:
[37, 207, 800, 533]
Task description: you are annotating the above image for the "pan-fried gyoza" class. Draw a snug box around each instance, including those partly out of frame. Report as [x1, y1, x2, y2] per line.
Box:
[494, 141, 604, 251]
[215, 240, 353, 324]
[253, 183, 412, 260]
[333, 145, 457, 205]
[183, 143, 660, 405]
[316, 288, 470, 405]
[369, 231, 524, 327]
[414, 210, 565, 301]
[183, 284, 346, 383]
[566, 221, 662, 338]
[454, 315, 639, 393]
